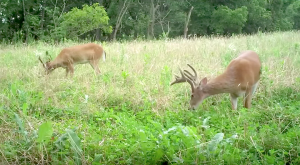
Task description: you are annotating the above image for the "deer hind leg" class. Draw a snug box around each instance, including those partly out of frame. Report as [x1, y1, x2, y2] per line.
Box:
[251, 82, 259, 95]
[89, 60, 101, 75]
[243, 88, 253, 109]
[243, 82, 259, 108]
[230, 93, 238, 110]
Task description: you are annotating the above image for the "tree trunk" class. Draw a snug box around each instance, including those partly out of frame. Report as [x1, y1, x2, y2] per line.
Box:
[95, 28, 101, 41]
[147, 0, 159, 39]
[111, 28, 118, 41]
[40, 0, 47, 31]
[110, 0, 130, 41]
[184, 6, 194, 39]
[95, 0, 104, 41]
[22, 0, 28, 43]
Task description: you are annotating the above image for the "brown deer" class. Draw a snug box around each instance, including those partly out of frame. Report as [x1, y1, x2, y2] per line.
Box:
[38, 43, 106, 77]
[171, 50, 262, 110]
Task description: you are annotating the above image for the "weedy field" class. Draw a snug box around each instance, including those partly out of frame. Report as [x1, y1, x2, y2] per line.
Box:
[1, 31, 300, 164]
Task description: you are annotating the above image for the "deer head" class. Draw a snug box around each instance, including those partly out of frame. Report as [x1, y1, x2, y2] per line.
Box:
[171, 64, 208, 110]
[38, 51, 54, 75]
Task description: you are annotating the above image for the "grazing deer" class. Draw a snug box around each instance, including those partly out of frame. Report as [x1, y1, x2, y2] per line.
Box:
[38, 43, 106, 77]
[171, 50, 262, 110]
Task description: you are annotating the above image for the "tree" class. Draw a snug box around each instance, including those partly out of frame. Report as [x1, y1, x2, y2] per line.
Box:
[243, 0, 272, 34]
[109, 0, 131, 41]
[0, 0, 300, 43]
[187, 0, 213, 36]
[147, 0, 160, 39]
[286, 1, 300, 30]
[183, 6, 194, 38]
[57, 3, 112, 40]
[266, 0, 293, 31]
[211, 6, 248, 35]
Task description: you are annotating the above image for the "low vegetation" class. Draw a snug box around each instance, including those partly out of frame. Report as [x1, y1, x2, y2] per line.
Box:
[0, 31, 300, 164]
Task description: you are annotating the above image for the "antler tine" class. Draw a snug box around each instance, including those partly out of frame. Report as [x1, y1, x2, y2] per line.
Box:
[170, 67, 195, 91]
[187, 64, 198, 78]
[184, 64, 199, 85]
[38, 56, 46, 69]
[170, 68, 185, 85]
[184, 70, 196, 82]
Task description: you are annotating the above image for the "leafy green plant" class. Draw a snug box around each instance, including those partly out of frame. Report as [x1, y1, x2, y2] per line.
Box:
[36, 121, 53, 144]
[121, 70, 129, 81]
[1, 31, 300, 164]
[160, 65, 172, 89]
[144, 53, 151, 65]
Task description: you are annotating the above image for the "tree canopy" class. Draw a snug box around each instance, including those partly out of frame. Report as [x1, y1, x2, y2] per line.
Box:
[0, 0, 299, 43]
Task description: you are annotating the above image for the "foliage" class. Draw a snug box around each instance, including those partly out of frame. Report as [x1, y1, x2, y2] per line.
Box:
[211, 6, 248, 35]
[1, 0, 300, 43]
[286, 1, 300, 29]
[0, 31, 300, 164]
[57, 3, 112, 40]
[243, 0, 272, 33]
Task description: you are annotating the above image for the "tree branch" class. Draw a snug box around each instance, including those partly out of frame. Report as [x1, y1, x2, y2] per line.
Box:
[184, 6, 194, 38]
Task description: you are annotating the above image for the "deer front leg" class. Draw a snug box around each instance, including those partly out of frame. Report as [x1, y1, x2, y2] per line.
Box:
[67, 64, 74, 78]
[65, 67, 69, 77]
[230, 93, 238, 110]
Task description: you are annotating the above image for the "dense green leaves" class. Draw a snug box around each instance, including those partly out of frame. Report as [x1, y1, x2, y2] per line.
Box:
[286, 1, 300, 29]
[0, 0, 299, 42]
[211, 6, 248, 35]
[243, 0, 272, 33]
[59, 3, 112, 40]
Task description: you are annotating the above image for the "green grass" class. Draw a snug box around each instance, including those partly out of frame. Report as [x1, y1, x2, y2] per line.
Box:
[1, 31, 300, 164]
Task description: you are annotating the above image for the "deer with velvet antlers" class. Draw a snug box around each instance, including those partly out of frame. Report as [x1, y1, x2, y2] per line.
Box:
[171, 50, 262, 110]
[38, 43, 106, 77]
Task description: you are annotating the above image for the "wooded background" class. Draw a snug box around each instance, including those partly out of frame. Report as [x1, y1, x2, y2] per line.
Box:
[1, 0, 300, 43]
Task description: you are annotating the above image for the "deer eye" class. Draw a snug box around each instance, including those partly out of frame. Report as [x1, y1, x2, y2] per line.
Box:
[191, 94, 194, 98]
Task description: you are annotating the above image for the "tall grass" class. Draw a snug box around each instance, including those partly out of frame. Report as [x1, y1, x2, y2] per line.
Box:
[0, 31, 300, 164]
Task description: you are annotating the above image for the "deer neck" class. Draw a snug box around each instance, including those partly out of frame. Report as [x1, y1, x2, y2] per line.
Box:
[202, 73, 235, 96]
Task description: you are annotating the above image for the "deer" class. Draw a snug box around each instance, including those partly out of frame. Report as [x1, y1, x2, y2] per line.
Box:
[38, 43, 106, 77]
[171, 50, 262, 110]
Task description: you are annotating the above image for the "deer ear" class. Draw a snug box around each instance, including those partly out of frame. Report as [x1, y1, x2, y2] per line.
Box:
[200, 77, 207, 85]
[45, 51, 52, 62]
